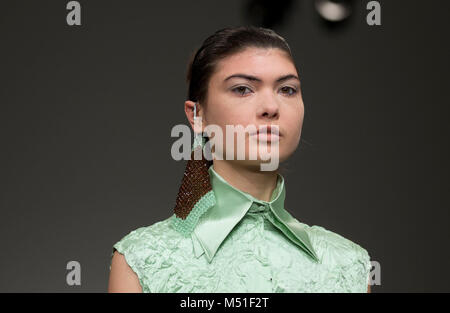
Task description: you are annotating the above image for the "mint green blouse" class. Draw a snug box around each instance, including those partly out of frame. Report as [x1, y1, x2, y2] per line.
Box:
[110, 165, 371, 293]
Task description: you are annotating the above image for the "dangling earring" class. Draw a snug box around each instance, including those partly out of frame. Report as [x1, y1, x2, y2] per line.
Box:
[172, 101, 216, 233]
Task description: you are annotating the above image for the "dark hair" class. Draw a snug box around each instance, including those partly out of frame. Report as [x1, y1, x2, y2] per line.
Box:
[186, 25, 296, 104]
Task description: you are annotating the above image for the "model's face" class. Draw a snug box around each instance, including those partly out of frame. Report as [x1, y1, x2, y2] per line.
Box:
[201, 47, 304, 169]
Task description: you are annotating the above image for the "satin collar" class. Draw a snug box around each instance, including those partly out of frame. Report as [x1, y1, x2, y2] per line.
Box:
[191, 165, 320, 264]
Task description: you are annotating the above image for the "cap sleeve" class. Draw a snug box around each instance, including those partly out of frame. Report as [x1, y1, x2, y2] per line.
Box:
[308, 225, 372, 292]
[109, 227, 150, 292]
[356, 244, 372, 287]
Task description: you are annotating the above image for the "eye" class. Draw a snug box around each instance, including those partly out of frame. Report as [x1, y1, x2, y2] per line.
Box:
[279, 86, 298, 96]
[231, 86, 253, 96]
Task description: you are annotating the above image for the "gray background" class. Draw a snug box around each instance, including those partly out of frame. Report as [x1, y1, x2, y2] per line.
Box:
[0, 0, 448, 292]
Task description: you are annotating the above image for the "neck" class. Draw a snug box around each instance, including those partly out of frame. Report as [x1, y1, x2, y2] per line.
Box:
[212, 160, 279, 202]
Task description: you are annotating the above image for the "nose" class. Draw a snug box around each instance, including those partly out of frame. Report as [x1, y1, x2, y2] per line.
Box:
[257, 96, 279, 121]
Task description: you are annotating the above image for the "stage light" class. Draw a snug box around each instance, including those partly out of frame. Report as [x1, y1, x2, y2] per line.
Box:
[314, 0, 352, 22]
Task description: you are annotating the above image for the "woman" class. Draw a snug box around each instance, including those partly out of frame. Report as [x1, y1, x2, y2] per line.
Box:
[108, 26, 372, 293]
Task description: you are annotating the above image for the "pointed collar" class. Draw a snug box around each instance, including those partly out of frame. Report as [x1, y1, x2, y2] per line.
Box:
[191, 165, 320, 264]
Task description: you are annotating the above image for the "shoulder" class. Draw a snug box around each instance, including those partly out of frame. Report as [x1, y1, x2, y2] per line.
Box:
[307, 224, 371, 270]
[109, 215, 186, 292]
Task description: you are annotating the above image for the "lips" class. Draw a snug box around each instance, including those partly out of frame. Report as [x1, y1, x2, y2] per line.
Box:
[256, 133, 280, 143]
[248, 125, 281, 135]
[257, 125, 280, 136]
[249, 125, 281, 142]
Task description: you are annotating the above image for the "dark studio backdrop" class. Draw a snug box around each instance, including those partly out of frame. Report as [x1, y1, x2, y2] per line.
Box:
[0, 0, 449, 293]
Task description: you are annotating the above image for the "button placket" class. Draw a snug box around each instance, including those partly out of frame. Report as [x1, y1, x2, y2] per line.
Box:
[260, 204, 275, 287]
[262, 205, 273, 223]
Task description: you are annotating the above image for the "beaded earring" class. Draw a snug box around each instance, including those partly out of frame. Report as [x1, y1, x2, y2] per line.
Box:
[172, 101, 216, 236]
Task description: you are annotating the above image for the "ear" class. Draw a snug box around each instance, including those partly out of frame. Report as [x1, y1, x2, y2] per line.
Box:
[184, 100, 204, 134]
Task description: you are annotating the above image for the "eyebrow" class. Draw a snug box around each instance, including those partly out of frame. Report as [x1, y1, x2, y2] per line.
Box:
[223, 73, 300, 84]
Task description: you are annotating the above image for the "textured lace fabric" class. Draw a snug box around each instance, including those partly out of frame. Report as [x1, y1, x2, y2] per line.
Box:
[110, 211, 372, 293]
